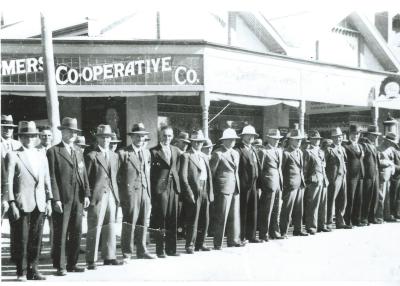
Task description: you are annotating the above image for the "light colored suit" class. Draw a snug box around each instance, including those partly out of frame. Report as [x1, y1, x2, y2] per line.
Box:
[1, 137, 22, 158]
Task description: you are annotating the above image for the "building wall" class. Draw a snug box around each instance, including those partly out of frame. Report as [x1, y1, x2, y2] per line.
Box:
[359, 40, 385, 71]
[59, 97, 82, 127]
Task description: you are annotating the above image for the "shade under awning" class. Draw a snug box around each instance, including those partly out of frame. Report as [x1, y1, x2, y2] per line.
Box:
[209, 92, 300, 108]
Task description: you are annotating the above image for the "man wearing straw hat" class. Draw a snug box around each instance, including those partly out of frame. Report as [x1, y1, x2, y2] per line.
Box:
[236, 125, 262, 243]
[85, 125, 123, 269]
[280, 129, 308, 238]
[47, 117, 90, 276]
[5, 121, 52, 280]
[180, 130, 214, 254]
[109, 132, 121, 153]
[1, 114, 21, 158]
[326, 127, 351, 230]
[119, 123, 156, 261]
[201, 138, 214, 160]
[210, 128, 244, 249]
[258, 129, 284, 241]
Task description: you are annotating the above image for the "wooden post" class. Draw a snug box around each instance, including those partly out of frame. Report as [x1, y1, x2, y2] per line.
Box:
[200, 91, 210, 138]
[41, 13, 61, 144]
[299, 99, 306, 134]
[373, 105, 379, 130]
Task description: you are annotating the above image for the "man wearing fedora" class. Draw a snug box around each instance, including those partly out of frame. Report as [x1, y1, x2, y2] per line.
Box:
[5, 121, 53, 280]
[280, 129, 308, 237]
[235, 125, 262, 243]
[174, 131, 191, 155]
[201, 139, 215, 160]
[118, 123, 156, 261]
[110, 133, 121, 153]
[359, 126, 381, 224]
[179, 130, 214, 253]
[303, 130, 329, 234]
[210, 128, 243, 249]
[47, 117, 90, 276]
[1, 114, 22, 158]
[390, 139, 400, 220]
[85, 125, 123, 269]
[150, 125, 182, 257]
[258, 129, 284, 241]
[326, 127, 351, 230]
[343, 125, 365, 227]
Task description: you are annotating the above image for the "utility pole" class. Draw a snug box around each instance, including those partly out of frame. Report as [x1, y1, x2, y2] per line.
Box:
[41, 13, 61, 144]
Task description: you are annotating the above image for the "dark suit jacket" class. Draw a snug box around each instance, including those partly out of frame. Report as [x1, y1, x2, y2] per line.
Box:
[281, 147, 305, 190]
[47, 142, 90, 204]
[325, 145, 347, 183]
[179, 149, 214, 202]
[118, 145, 152, 204]
[392, 147, 400, 180]
[150, 144, 181, 195]
[303, 146, 328, 186]
[209, 146, 240, 195]
[6, 147, 52, 213]
[360, 139, 379, 180]
[258, 145, 283, 192]
[344, 142, 364, 179]
[235, 142, 261, 192]
[85, 146, 120, 207]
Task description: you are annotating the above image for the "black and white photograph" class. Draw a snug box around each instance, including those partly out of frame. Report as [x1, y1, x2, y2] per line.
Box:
[1, 0, 400, 283]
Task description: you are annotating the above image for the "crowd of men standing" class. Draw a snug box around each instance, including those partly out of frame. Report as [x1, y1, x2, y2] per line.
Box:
[1, 113, 400, 281]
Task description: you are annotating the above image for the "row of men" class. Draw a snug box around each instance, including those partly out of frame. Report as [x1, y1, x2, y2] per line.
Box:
[1, 114, 400, 281]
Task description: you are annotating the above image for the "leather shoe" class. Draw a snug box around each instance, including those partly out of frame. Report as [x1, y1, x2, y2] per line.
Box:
[185, 248, 194, 254]
[336, 224, 353, 229]
[104, 259, 124, 266]
[137, 252, 156, 259]
[385, 217, 399, 222]
[249, 238, 263, 243]
[306, 229, 316, 235]
[55, 269, 67, 276]
[87, 262, 97, 270]
[166, 252, 180, 257]
[66, 266, 85, 272]
[227, 242, 245, 247]
[317, 227, 332, 232]
[293, 231, 309, 236]
[195, 245, 211, 251]
[16, 276, 27, 282]
[270, 234, 284, 239]
[27, 271, 46, 280]
[157, 253, 167, 258]
[241, 239, 249, 245]
[213, 246, 222, 250]
[355, 222, 368, 227]
[259, 236, 269, 242]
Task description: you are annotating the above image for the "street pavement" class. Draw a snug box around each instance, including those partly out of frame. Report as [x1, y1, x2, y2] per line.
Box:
[1, 220, 400, 282]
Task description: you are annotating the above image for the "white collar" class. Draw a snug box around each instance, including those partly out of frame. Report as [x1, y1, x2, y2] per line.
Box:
[62, 140, 74, 150]
[98, 145, 108, 153]
[131, 144, 142, 153]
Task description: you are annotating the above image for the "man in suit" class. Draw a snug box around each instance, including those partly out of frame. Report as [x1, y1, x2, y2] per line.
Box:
[359, 126, 381, 225]
[326, 127, 351, 230]
[110, 132, 121, 153]
[236, 125, 261, 243]
[36, 126, 53, 154]
[258, 129, 284, 241]
[85, 125, 123, 269]
[47, 117, 90, 276]
[1, 114, 22, 158]
[303, 130, 329, 234]
[210, 128, 244, 249]
[343, 125, 365, 227]
[180, 130, 214, 254]
[6, 121, 52, 281]
[150, 126, 182, 257]
[390, 141, 400, 219]
[201, 139, 214, 160]
[119, 123, 156, 261]
[280, 129, 308, 238]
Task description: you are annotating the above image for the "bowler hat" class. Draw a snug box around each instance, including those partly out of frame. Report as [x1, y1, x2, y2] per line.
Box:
[96, 124, 113, 136]
[219, 128, 240, 140]
[287, 129, 304, 139]
[128, 123, 149, 135]
[177, 131, 191, 144]
[202, 139, 215, 148]
[266, 129, 283, 139]
[190, 130, 206, 142]
[1, 115, 18, 127]
[17, 121, 39, 135]
[58, 117, 82, 132]
[308, 130, 322, 139]
[331, 127, 343, 137]
[75, 136, 89, 147]
[365, 125, 381, 136]
[239, 125, 259, 136]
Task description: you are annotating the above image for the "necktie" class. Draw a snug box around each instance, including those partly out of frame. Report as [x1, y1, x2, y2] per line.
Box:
[138, 150, 143, 163]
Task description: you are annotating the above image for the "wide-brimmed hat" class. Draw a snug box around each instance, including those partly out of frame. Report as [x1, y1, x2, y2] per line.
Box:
[58, 117, 82, 132]
[365, 125, 382, 136]
[331, 127, 343, 137]
[383, 132, 398, 145]
[349, 124, 361, 134]
[1, 115, 18, 127]
[110, 132, 122, 143]
[287, 129, 304, 139]
[202, 139, 215, 148]
[266, 129, 283, 139]
[177, 131, 191, 144]
[219, 128, 240, 140]
[17, 121, 39, 135]
[128, 123, 149, 135]
[190, 130, 206, 142]
[253, 139, 263, 146]
[96, 124, 113, 137]
[75, 136, 89, 147]
[308, 130, 322, 139]
[239, 125, 258, 137]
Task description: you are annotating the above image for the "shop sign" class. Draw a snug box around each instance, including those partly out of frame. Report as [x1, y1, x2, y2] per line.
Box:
[1, 54, 203, 86]
[378, 76, 400, 100]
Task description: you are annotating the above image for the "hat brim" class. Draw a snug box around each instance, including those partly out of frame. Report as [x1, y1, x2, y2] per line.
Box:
[240, 132, 259, 137]
[128, 131, 150, 135]
[309, 136, 323, 139]
[288, 136, 304, 139]
[202, 144, 215, 148]
[1, 123, 18, 127]
[331, 134, 343, 137]
[58, 126, 82, 132]
[190, 138, 206, 142]
[365, 131, 382, 136]
[17, 131, 39, 135]
[96, 133, 114, 137]
[266, 135, 283, 139]
[76, 143, 89, 147]
[179, 139, 191, 144]
[219, 136, 240, 140]
[110, 140, 122, 143]
[383, 137, 397, 144]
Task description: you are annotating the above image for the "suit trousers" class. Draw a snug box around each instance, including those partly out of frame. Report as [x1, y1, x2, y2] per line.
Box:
[184, 180, 209, 249]
[318, 186, 328, 229]
[11, 207, 45, 275]
[304, 182, 323, 232]
[258, 188, 281, 239]
[86, 190, 117, 262]
[121, 186, 151, 257]
[154, 180, 178, 255]
[327, 175, 347, 227]
[390, 178, 400, 218]
[376, 180, 391, 221]
[344, 175, 363, 226]
[361, 177, 379, 224]
[213, 192, 241, 247]
[52, 184, 83, 270]
[240, 180, 258, 241]
[280, 187, 304, 235]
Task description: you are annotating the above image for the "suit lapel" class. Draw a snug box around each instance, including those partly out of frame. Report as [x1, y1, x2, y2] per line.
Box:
[58, 145, 73, 166]
[17, 150, 39, 182]
[96, 150, 110, 175]
[157, 145, 171, 166]
[223, 151, 236, 169]
[189, 151, 202, 170]
[128, 150, 141, 172]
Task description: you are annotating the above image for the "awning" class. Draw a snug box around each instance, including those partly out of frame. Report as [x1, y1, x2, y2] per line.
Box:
[209, 92, 300, 107]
